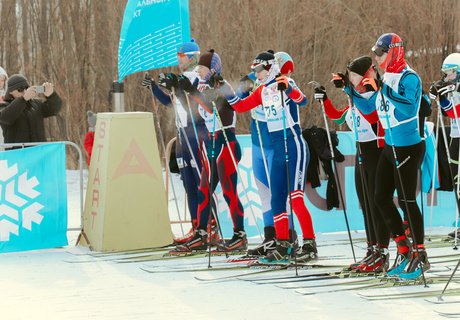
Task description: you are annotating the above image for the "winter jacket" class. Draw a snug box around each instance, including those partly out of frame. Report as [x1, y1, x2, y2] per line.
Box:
[302, 126, 345, 210]
[0, 92, 62, 145]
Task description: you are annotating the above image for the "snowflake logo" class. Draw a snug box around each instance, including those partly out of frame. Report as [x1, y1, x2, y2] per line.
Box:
[0, 160, 44, 241]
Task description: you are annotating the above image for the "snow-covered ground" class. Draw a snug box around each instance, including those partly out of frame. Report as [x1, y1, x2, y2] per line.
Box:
[1, 170, 460, 320]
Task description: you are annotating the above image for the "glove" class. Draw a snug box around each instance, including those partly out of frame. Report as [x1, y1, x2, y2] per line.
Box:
[331, 72, 349, 88]
[219, 82, 236, 98]
[437, 82, 456, 99]
[429, 81, 440, 100]
[209, 73, 225, 89]
[177, 75, 194, 93]
[158, 73, 178, 90]
[314, 86, 327, 101]
[142, 73, 155, 89]
[276, 76, 290, 91]
[362, 77, 382, 91]
[87, 111, 97, 131]
[240, 74, 255, 92]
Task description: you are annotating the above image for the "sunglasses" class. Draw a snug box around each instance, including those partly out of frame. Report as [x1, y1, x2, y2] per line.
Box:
[251, 64, 266, 73]
[372, 42, 403, 57]
[442, 67, 457, 76]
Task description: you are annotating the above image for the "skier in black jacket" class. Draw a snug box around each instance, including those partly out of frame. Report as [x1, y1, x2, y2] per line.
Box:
[0, 74, 62, 146]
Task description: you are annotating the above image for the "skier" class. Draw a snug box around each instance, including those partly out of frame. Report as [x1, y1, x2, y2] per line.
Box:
[171, 49, 247, 252]
[219, 50, 317, 263]
[429, 52, 460, 240]
[342, 33, 428, 278]
[314, 56, 390, 272]
[244, 51, 296, 257]
[83, 111, 97, 165]
[0, 66, 8, 149]
[141, 39, 210, 245]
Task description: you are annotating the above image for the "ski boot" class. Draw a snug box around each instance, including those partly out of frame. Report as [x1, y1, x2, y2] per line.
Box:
[174, 228, 208, 252]
[289, 229, 300, 256]
[247, 226, 276, 256]
[387, 235, 412, 277]
[173, 219, 197, 245]
[258, 240, 293, 264]
[348, 246, 374, 271]
[216, 230, 248, 252]
[296, 238, 318, 263]
[358, 247, 389, 273]
[399, 246, 430, 279]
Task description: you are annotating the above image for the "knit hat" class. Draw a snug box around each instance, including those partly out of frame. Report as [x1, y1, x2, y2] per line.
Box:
[347, 56, 373, 76]
[178, 38, 200, 58]
[4, 74, 29, 100]
[6, 74, 29, 94]
[252, 50, 276, 71]
[198, 49, 222, 73]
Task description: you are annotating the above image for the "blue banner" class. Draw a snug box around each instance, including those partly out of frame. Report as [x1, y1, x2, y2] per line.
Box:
[118, 0, 191, 82]
[212, 132, 457, 238]
[0, 143, 68, 252]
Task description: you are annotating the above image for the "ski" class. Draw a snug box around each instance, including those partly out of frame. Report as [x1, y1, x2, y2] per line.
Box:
[358, 288, 460, 300]
[284, 274, 459, 291]
[65, 244, 174, 257]
[241, 265, 452, 285]
[435, 311, 460, 318]
[193, 263, 344, 282]
[425, 297, 460, 304]
[295, 276, 434, 295]
[142, 262, 342, 274]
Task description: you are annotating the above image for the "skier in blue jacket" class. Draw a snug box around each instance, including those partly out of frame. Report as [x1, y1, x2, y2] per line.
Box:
[343, 33, 428, 279]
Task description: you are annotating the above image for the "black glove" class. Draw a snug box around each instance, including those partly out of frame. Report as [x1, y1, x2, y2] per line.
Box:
[142, 73, 155, 89]
[314, 86, 327, 101]
[177, 75, 195, 93]
[158, 73, 178, 90]
[331, 72, 349, 88]
[429, 81, 441, 100]
[209, 73, 225, 89]
[437, 81, 456, 100]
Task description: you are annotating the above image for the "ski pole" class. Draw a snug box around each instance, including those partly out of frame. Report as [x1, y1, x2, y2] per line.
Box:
[150, 92, 185, 237]
[252, 109, 272, 189]
[348, 85, 377, 260]
[439, 257, 460, 300]
[428, 108, 441, 241]
[212, 102, 263, 241]
[309, 81, 356, 262]
[279, 89, 298, 276]
[377, 86, 427, 287]
[447, 90, 460, 247]
[184, 91, 223, 239]
[438, 100, 460, 250]
[207, 105, 218, 268]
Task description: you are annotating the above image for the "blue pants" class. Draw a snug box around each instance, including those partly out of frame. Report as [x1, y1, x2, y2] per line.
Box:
[176, 126, 208, 222]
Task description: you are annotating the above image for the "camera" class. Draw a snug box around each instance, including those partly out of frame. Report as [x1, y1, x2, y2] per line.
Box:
[35, 86, 45, 94]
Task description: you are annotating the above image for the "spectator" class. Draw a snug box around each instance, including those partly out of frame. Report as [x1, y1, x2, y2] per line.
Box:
[0, 74, 62, 147]
[83, 111, 96, 165]
[0, 66, 8, 149]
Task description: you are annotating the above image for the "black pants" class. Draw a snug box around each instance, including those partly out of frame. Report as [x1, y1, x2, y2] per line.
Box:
[374, 141, 426, 245]
[355, 142, 389, 246]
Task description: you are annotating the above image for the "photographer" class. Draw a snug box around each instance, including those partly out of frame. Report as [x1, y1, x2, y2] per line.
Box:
[0, 74, 62, 146]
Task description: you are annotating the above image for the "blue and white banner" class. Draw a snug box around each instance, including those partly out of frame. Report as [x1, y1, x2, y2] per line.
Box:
[118, 0, 191, 82]
[0, 143, 68, 252]
[211, 132, 457, 238]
